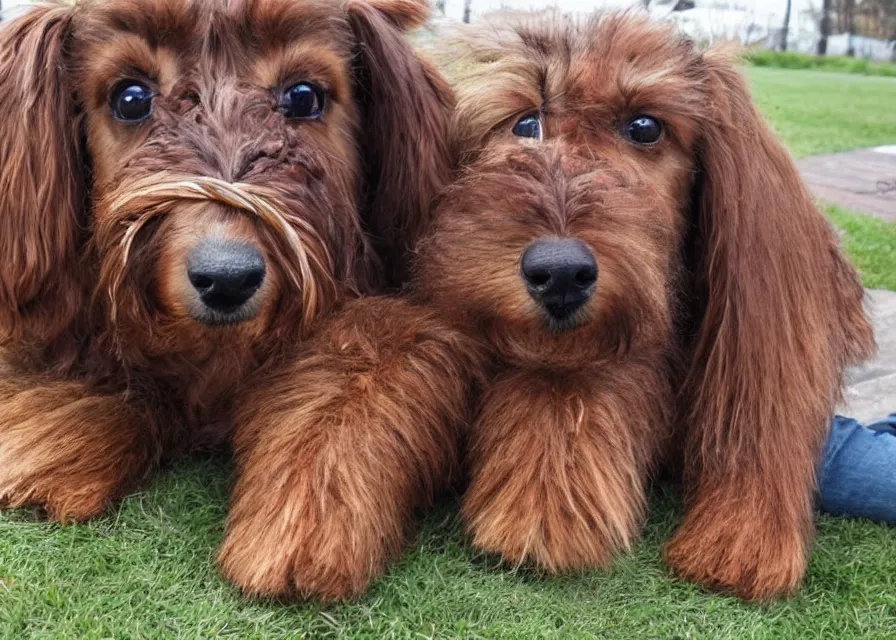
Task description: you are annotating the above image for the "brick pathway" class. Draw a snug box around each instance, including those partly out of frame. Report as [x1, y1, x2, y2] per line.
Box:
[798, 146, 896, 223]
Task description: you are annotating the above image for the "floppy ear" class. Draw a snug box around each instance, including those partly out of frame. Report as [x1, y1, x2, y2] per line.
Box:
[684, 50, 875, 459]
[346, 0, 454, 286]
[665, 49, 877, 601]
[0, 4, 86, 348]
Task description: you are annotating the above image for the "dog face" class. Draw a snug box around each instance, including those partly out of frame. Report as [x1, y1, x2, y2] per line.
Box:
[418, 14, 705, 366]
[0, 0, 451, 369]
[419, 8, 871, 399]
[82, 0, 363, 346]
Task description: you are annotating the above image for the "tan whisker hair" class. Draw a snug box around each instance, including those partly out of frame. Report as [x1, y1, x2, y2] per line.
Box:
[107, 175, 335, 329]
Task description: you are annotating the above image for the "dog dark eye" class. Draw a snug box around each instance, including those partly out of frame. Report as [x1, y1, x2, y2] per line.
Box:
[512, 114, 542, 140]
[625, 116, 663, 145]
[111, 81, 155, 122]
[281, 82, 326, 120]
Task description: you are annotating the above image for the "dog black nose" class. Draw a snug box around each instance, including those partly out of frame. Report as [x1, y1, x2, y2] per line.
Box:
[187, 240, 266, 313]
[521, 238, 597, 320]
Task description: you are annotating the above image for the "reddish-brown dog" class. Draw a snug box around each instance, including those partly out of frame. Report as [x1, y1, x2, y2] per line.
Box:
[415, 11, 876, 602]
[0, 0, 471, 600]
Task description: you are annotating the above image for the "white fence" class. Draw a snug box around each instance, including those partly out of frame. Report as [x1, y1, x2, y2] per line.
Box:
[823, 33, 895, 60]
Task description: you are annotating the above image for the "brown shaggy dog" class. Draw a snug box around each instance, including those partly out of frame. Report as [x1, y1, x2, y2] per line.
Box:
[415, 11, 876, 602]
[0, 0, 470, 600]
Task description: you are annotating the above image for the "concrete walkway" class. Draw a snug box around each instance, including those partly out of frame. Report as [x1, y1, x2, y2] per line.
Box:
[795, 146, 896, 420]
[842, 289, 896, 423]
[797, 146, 896, 222]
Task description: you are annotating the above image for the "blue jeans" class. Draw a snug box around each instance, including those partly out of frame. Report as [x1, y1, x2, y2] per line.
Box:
[818, 413, 896, 525]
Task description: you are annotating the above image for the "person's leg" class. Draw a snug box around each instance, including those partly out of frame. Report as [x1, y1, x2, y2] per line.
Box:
[818, 414, 896, 525]
[867, 414, 896, 435]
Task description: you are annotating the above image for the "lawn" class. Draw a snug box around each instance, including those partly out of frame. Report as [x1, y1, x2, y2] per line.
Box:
[748, 67, 896, 158]
[746, 49, 896, 79]
[828, 205, 896, 291]
[2, 69, 896, 639]
[3, 461, 896, 639]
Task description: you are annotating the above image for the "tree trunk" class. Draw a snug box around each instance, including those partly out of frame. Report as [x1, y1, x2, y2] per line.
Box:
[845, 0, 856, 55]
[463, 0, 472, 23]
[781, 0, 792, 50]
[819, 0, 832, 54]
[436, 0, 445, 14]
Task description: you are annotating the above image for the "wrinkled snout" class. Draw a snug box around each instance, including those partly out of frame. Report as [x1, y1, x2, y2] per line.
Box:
[521, 238, 598, 324]
[187, 239, 266, 325]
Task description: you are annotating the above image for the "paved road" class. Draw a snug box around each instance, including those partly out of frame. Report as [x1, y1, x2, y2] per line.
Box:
[795, 147, 896, 420]
[842, 289, 896, 423]
[798, 146, 896, 222]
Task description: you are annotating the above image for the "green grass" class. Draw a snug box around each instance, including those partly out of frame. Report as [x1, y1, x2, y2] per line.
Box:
[3, 459, 896, 639]
[828, 205, 896, 291]
[746, 68, 896, 290]
[746, 49, 896, 78]
[748, 67, 896, 158]
[2, 68, 896, 639]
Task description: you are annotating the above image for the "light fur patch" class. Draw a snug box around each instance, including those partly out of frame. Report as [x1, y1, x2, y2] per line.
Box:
[108, 175, 333, 330]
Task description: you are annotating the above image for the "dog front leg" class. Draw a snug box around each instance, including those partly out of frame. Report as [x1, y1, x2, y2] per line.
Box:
[463, 363, 670, 572]
[218, 297, 479, 601]
[0, 374, 164, 521]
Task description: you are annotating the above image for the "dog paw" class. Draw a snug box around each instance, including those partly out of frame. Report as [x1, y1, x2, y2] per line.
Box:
[462, 369, 650, 574]
[218, 477, 406, 602]
[664, 505, 809, 602]
[464, 491, 635, 573]
[0, 469, 122, 522]
[218, 508, 396, 602]
[0, 386, 155, 523]
[463, 445, 645, 572]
